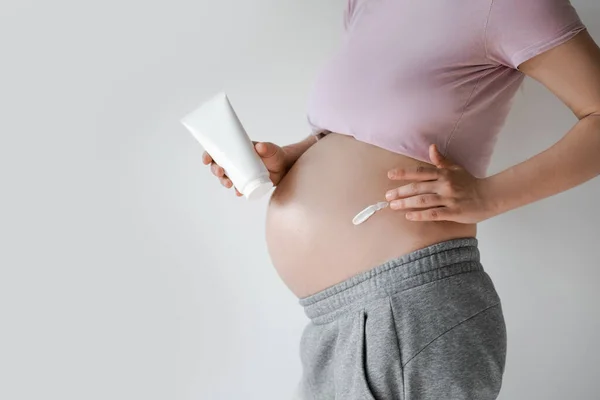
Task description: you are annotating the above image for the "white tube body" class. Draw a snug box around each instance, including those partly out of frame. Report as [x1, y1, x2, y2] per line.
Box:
[181, 92, 273, 200]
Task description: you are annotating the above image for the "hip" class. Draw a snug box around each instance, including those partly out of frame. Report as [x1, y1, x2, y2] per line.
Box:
[294, 237, 506, 400]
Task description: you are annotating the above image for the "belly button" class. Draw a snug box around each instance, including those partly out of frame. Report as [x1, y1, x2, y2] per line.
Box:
[352, 201, 389, 225]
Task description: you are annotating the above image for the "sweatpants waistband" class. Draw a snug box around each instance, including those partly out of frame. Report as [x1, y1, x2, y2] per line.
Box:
[298, 237, 483, 324]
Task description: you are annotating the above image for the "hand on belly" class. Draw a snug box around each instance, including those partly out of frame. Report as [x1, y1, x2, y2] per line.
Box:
[265, 133, 477, 298]
[385, 143, 495, 225]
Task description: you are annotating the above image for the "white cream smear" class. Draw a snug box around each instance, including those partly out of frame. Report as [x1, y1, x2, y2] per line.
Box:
[352, 201, 389, 225]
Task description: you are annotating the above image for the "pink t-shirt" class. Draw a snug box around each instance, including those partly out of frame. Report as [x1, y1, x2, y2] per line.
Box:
[306, 0, 586, 178]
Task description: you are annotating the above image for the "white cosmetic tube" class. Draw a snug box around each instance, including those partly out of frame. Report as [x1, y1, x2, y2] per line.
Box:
[181, 92, 273, 200]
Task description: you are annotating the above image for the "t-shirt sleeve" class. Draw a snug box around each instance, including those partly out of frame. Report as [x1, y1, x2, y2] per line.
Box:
[485, 0, 587, 69]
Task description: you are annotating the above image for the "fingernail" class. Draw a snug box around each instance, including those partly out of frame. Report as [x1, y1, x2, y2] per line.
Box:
[385, 191, 394, 201]
[387, 170, 394, 179]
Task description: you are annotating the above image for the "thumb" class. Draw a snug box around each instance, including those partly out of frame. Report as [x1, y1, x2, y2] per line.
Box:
[254, 142, 286, 171]
[429, 144, 455, 169]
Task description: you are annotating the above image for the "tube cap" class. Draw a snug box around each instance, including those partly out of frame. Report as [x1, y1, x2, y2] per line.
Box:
[243, 176, 273, 200]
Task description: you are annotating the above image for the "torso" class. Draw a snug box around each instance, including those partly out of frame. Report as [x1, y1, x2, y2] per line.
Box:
[264, 0, 584, 298]
[266, 133, 476, 299]
[264, 0, 548, 298]
[306, 0, 525, 179]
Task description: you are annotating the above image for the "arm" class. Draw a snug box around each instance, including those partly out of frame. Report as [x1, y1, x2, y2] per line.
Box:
[482, 30, 600, 217]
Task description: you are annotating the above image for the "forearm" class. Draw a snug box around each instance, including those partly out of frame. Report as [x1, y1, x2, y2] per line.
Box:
[282, 134, 318, 169]
[482, 114, 600, 217]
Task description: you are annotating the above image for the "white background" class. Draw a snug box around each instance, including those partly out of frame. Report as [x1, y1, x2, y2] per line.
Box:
[1, 0, 599, 399]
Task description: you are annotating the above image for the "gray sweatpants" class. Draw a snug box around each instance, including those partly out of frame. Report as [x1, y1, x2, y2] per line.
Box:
[293, 237, 507, 400]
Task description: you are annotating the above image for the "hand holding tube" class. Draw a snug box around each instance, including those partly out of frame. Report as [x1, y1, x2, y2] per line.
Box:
[202, 141, 290, 197]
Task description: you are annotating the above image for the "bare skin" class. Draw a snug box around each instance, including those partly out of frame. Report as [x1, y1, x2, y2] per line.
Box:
[203, 30, 600, 299]
[265, 133, 476, 298]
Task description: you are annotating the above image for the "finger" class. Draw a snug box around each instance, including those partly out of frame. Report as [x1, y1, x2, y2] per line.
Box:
[202, 152, 213, 165]
[211, 162, 225, 177]
[388, 165, 440, 181]
[254, 142, 275, 156]
[429, 144, 459, 170]
[220, 177, 233, 188]
[405, 207, 453, 222]
[389, 194, 446, 210]
[234, 188, 243, 197]
[428, 144, 447, 168]
[255, 142, 286, 172]
[386, 181, 439, 201]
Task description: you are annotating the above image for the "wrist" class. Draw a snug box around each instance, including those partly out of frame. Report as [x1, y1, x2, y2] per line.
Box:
[477, 177, 503, 219]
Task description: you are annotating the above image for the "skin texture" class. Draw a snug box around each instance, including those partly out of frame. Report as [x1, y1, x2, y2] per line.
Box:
[204, 30, 600, 299]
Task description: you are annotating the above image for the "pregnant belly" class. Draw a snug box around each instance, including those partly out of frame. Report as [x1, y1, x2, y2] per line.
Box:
[265, 133, 476, 299]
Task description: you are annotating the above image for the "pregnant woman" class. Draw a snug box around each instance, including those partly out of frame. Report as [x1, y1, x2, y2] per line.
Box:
[203, 0, 600, 398]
